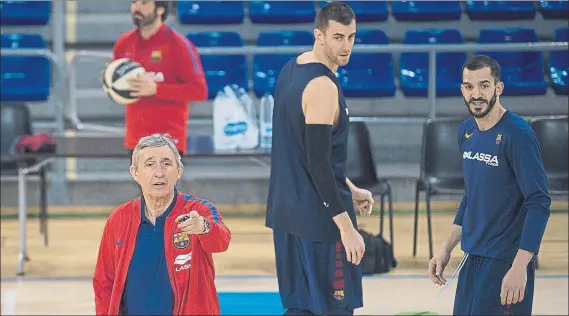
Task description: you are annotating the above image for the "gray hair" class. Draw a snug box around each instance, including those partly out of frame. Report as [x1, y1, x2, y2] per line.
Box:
[131, 134, 183, 170]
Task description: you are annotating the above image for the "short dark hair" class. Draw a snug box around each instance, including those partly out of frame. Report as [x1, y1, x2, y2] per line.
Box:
[316, 1, 355, 32]
[462, 55, 501, 84]
[154, 1, 169, 21]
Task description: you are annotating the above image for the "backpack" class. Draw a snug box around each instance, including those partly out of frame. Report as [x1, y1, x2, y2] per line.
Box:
[358, 227, 397, 275]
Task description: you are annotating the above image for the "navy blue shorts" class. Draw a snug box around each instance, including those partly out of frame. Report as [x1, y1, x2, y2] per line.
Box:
[454, 254, 536, 315]
[273, 230, 363, 315]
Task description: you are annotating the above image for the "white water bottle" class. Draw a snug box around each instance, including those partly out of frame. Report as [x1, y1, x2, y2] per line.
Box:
[259, 94, 274, 149]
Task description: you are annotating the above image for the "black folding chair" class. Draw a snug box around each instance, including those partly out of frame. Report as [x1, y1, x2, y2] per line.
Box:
[0, 103, 49, 246]
[529, 116, 568, 269]
[530, 116, 569, 195]
[414, 118, 466, 259]
[347, 121, 395, 255]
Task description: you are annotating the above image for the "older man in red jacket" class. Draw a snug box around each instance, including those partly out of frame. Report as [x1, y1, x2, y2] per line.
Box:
[93, 134, 231, 315]
[111, 0, 208, 156]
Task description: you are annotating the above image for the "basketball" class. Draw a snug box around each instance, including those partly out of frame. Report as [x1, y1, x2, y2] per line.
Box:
[102, 58, 146, 105]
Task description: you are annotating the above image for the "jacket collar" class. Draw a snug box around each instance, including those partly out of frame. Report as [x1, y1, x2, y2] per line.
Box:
[137, 189, 179, 223]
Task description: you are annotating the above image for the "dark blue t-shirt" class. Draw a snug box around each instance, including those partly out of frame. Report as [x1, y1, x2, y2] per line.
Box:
[265, 57, 356, 242]
[454, 110, 551, 263]
[121, 194, 176, 315]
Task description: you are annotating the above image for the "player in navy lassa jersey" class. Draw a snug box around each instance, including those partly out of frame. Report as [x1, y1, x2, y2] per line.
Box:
[428, 55, 551, 315]
[265, 2, 376, 315]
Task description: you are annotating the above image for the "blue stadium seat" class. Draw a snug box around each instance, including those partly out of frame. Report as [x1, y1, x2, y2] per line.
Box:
[249, 1, 316, 24]
[338, 29, 395, 98]
[176, 1, 244, 24]
[466, 1, 536, 20]
[391, 1, 461, 21]
[477, 28, 547, 96]
[538, 1, 569, 20]
[319, 1, 388, 22]
[1, 34, 51, 102]
[187, 32, 248, 99]
[550, 28, 568, 95]
[253, 31, 313, 98]
[399, 29, 466, 97]
[0, 1, 51, 25]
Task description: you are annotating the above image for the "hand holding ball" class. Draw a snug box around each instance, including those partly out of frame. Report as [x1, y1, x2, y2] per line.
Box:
[102, 58, 146, 105]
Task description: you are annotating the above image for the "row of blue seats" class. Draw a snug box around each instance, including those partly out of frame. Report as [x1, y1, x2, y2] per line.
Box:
[176, 1, 568, 24]
[194, 27, 568, 98]
[1, 27, 567, 103]
[1, 1, 567, 26]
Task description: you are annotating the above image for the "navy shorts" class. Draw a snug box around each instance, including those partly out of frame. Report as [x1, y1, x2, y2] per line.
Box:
[454, 254, 536, 315]
[273, 230, 363, 315]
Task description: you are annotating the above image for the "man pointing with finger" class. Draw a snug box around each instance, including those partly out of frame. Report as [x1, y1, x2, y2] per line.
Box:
[93, 134, 231, 315]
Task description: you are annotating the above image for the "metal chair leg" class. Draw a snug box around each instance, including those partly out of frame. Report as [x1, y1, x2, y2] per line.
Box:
[39, 167, 48, 247]
[413, 182, 421, 257]
[386, 181, 395, 267]
[426, 191, 434, 259]
[379, 194, 385, 237]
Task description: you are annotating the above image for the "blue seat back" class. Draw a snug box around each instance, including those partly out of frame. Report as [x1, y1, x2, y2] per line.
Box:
[249, 1, 316, 23]
[1, 34, 51, 102]
[254, 31, 314, 70]
[538, 1, 568, 19]
[176, 1, 244, 24]
[343, 29, 391, 70]
[337, 29, 395, 97]
[391, 1, 461, 21]
[466, 1, 536, 19]
[0, 1, 51, 25]
[187, 32, 247, 97]
[552, 27, 568, 69]
[253, 31, 313, 97]
[319, 1, 388, 22]
[477, 28, 543, 81]
[401, 29, 466, 80]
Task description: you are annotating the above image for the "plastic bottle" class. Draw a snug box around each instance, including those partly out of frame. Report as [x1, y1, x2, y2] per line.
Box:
[259, 94, 274, 149]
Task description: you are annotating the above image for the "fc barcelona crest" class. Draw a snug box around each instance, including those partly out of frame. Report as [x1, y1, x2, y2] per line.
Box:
[333, 290, 345, 300]
[150, 50, 162, 63]
[173, 232, 190, 249]
[496, 134, 502, 145]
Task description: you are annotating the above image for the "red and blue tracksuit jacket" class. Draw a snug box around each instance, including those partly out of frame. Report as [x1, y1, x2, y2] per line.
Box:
[93, 191, 231, 315]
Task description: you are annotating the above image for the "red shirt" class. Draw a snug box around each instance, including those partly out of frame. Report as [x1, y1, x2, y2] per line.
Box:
[93, 191, 231, 315]
[113, 24, 208, 154]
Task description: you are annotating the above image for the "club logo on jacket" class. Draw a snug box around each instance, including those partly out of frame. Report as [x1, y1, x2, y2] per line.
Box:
[496, 134, 502, 145]
[173, 232, 190, 249]
[150, 50, 162, 63]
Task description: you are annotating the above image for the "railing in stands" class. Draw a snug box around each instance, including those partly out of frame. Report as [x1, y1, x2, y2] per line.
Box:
[66, 41, 569, 133]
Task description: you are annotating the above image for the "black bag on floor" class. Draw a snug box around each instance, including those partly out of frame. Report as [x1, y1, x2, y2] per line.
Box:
[358, 228, 397, 275]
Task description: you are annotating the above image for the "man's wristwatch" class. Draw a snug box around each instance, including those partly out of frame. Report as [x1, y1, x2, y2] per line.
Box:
[200, 216, 211, 235]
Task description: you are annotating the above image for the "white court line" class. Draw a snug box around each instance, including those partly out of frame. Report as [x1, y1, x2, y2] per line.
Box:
[2, 289, 17, 315]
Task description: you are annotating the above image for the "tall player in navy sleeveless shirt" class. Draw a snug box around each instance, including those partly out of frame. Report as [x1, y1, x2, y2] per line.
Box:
[428, 55, 551, 315]
[265, 2, 376, 315]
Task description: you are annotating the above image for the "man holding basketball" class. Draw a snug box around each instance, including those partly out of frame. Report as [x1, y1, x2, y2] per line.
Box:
[93, 134, 230, 315]
[428, 55, 551, 315]
[109, 0, 207, 157]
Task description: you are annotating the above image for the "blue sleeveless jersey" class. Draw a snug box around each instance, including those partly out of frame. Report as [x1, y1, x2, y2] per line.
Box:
[265, 57, 357, 242]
